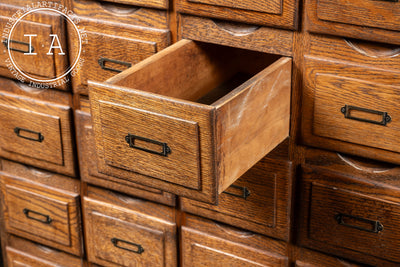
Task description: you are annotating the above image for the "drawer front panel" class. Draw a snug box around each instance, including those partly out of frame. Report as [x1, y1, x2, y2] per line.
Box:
[80, 31, 157, 86]
[0, 90, 75, 176]
[98, 101, 200, 189]
[187, 0, 282, 14]
[299, 167, 400, 264]
[177, 0, 299, 29]
[181, 156, 292, 240]
[84, 197, 177, 267]
[182, 226, 288, 266]
[7, 247, 57, 267]
[97, 0, 168, 9]
[317, 0, 400, 32]
[75, 109, 176, 206]
[0, 16, 56, 78]
[1, 175, 82, 255]
[313, 74, 400, 153]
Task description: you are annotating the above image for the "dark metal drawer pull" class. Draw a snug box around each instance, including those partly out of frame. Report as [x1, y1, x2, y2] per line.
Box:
[340, 105, 391, 126]
[335, 213, 383, 233]
[125, 133, 171, 157]
[14, 127, 44, 142]
[23, 208, 53, 224]
[98, 57, 132, 73]
[111, 238, 144, 254]
[223, 184, 251, 200]
[3, 39, 34, 54]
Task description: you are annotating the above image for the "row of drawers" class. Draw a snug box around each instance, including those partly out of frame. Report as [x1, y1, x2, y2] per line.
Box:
[0, 33, 399, 203]
[2, 147, 400, 266]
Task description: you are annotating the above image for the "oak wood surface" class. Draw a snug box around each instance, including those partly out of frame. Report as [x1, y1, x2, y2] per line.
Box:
[0, 161, 82, 256]
[180, 15, 294, 57]
[84, 186, 176, 267]
[0, 87, 76, 177]
[75, 109, 176, 206]
[182, 214, 289, 266]
[177, 0, 299, 30]
[89, 39, 290, 203]
[305, 0, 400, 45]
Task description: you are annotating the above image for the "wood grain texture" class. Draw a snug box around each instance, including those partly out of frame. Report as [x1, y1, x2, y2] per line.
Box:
[0, 88, 76, 177]
[187, 0, 282, 14]
[83, 186, 176, 267]
[297, 166, 400, 266]
[75, 109, 176, 206]
[72, 0, 168, 28]
[177, 0, 299, 30]
[68, 17, 170, 95]
[305, 0, 400, 45]
[0, 164, 82, 256]
[94, 0, 168, 9]
[6, 235, 84, 267]
[215, 56, 291, 192]
[181, 214, 288, 266]
[294, 247, 367, 267]
[180, 15, 293, 57]
[301, 34, 400, 165]
[0, 4, 69, 90]
[181, 154, 293, 241]
[89, 40, 291, 203]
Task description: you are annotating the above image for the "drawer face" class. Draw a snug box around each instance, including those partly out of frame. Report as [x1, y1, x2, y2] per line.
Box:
[0, 89, 75, 176]
[80, 31, 157, 86]
[97, 0, 168, 9]
[301, 56, 400, 163]
[84, 197, 177, 267]
[313, 74, 400, 152]
[177, 0, 299, 29]
[68, 19, 170, 94]
[75, 109, 176, 206]
[181, 156, 292, 240]
[187, 0, 281, 14]
[181, 226, 287, 266]
[7, 247, 57, 267]
[299, 168, 400, 263]
[0, 16, 55, 78]
[316, 0, 400, 32]
[99, 102, 200, 189]
[89, 39, 291, 203]
[1, 176, 82, 256]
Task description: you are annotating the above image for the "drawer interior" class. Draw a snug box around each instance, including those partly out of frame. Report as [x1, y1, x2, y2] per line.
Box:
[109, 40, 280, 105]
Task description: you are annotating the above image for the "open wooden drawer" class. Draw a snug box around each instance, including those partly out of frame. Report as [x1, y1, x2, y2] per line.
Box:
[89, 39, 291, 204]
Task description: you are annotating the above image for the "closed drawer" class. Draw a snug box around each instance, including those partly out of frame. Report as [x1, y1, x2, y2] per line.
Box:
[177, 0, 299, 29]
[84, 186, 177, 267]
[182, 214, 288, 266]
[0, 161, 82, 256]
[180, 15, 294, 57]
[298, 166, 400, 265]
[69, 17, 170, 95]
[75, 108, 176, 206]
[72, 0, 169, 27]
[6, 236, 84, 267]
[181, 150, 293, 241]
[0, 78, 76, 176]
[89, 39, 291, 204]
[0, 4, 69, 89]
[294, 247, 367, 267]
[305, 0, 400, 44]
[301, 36, 400, 164]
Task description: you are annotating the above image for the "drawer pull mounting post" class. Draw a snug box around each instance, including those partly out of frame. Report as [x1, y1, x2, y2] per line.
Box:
[335, 213, 383, 233]
[3, 39, 35, 54]
[98, 57, 132, 73]
[340, 105, 391, 126]
[14, 127, 44, 142]
[111, 238, 144, 254]
[125, 133, 171, 157]
[23, 208, 52, 224]
[223, 184, 251, 200]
